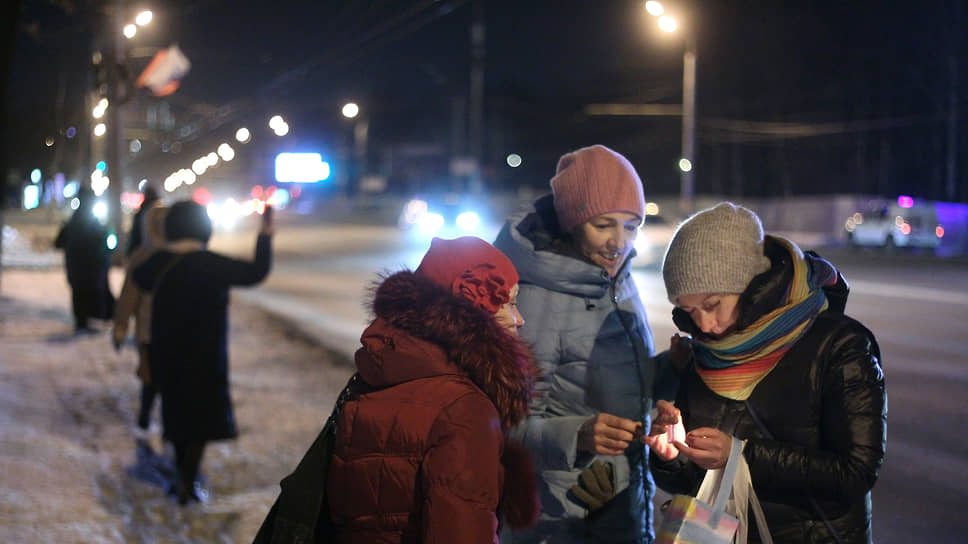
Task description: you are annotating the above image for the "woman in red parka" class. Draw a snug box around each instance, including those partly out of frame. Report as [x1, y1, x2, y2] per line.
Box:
[326, 236, 540, 543]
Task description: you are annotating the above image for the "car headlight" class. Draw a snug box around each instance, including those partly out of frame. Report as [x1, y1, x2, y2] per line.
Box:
[456, 211, 480, 232]
[418, 212, 445, 234]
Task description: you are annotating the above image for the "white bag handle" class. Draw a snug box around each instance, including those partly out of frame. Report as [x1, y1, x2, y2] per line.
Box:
[695, 437, 773, 544]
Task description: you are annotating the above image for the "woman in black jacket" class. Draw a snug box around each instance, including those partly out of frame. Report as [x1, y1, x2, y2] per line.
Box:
[133, 200, 273, 505]
[646, 202, 886, 543]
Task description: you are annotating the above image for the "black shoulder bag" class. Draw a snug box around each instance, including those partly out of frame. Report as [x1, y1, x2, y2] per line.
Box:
[744, 400, 846, 544]
[253, 373, 375, 544]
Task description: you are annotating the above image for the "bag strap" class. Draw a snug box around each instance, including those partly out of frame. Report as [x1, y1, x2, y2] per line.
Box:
[261, 373, 377, 543]
[712, 436, 744, 513]
[744, 399, 845, 544]
[151, 253, 186, 294]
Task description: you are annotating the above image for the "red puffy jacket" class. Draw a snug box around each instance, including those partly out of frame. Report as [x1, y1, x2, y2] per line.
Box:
[327, 271, 539, 543]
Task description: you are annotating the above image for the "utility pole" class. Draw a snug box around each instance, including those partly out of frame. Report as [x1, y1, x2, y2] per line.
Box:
[105, 0, 126, 253]
[680, 33, 696, 213]
[468, 0, 485, 193]
[945, 0, 960, 203]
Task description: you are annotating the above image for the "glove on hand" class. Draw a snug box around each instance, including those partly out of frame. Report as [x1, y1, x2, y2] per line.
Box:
[569, 460, 614, 512]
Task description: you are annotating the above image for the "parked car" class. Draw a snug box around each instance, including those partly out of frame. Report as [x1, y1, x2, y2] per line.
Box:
[845, 198, 944, 251]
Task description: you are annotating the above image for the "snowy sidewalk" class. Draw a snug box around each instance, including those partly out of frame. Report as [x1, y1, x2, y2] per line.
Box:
[0, 267, 352, 543]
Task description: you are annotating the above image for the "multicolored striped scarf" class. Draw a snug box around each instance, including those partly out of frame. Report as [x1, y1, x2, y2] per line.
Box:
[693, 237, 837, 400]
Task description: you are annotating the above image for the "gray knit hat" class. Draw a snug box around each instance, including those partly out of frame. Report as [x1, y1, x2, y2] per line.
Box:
[662, 202, 772, 304]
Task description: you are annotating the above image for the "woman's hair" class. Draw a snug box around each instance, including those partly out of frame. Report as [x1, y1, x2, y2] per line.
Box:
[164, 200, 212, 243]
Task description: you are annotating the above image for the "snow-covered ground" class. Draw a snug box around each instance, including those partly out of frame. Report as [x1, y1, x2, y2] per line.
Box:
[0, 265, 353, 543]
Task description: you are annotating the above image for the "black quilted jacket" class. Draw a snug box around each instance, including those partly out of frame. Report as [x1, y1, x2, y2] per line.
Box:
[651, 239, 887, 543]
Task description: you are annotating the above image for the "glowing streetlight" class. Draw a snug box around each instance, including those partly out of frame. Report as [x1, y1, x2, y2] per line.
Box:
[342, 102, 360, 119]
[135, 10, 153, 26]
[658, 15, 678, 32]
[235, 127, 251, 143]
[93, 123, 107, 137]
[645, 1, 665, 16]
[123, 24, 137, 39]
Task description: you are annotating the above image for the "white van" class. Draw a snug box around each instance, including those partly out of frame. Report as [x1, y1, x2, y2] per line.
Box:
[845, 199, 944, 250]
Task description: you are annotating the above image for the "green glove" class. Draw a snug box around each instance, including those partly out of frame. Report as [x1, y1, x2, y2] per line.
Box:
[569, 460, 614, 512]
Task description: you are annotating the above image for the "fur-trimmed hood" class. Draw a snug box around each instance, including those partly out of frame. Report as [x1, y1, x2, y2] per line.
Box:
[356, 270, 538, 430]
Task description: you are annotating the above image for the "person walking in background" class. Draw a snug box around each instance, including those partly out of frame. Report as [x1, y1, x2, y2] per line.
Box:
[324, 236, 540, 542]
[493, 145, 677, 543]
[133, 200, 274, 505]
[54, 187, 115, 333]
[125, 184, 161, 257]
[646, 202, 887, 543]
[112, 205, 168, 447]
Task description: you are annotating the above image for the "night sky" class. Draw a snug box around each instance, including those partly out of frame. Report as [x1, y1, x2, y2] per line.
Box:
[3, 0, 967, 202]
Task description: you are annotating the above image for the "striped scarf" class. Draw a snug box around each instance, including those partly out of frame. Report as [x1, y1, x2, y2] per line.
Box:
[693, 237, 837, 400]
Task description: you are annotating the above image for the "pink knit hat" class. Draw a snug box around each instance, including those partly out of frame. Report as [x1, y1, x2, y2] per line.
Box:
[550, 144, 646, 231]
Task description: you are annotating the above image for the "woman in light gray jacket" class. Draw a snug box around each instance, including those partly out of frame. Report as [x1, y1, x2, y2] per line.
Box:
[494, 145, 676, 543]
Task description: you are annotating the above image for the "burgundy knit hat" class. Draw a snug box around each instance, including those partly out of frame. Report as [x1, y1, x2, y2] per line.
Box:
[415, 236, 519, 314]
[550, 144, 646, 232]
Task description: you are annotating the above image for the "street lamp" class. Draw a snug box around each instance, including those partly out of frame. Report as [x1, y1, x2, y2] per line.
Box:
[342, 102, 368, 197]
[645, 1, 696, 214]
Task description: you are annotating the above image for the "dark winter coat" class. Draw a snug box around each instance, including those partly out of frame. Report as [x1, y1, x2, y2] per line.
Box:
[54, 207, 114, 320]
[493, 195, 676, 544]
[650, 240, 887, 544]
[132, 235, 271, 443]
[327, 270, 539, 543]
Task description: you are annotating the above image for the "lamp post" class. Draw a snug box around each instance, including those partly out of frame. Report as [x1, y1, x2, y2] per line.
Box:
[102, 4, 152, 252]
[341, 102, 368, 197]
[645, 1, 696, 214]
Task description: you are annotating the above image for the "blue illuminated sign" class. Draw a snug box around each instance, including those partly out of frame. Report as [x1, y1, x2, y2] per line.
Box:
[274, 153, 330, 183]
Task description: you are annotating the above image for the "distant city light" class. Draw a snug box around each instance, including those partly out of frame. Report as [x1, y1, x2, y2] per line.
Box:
[129, 139, 142, 153]
[94, 123, 107, 137]
[235, 127, 251, 143]
[123, 24, 137, 38]
[66, 126, 76, 138]
[897, 195, 914, 208]
[63, 181, 79, 199]
[645, 202, 660, 216]
[275, 152, 330, 183]
[96, 161, 107, 172]
[71, 197, 80, 210]
[645, 1, 664, 16]
[342, 102, 360, 119]
[273, 122, 290, 136]
[506, 153, 522, 168]
[23, 185, 40, 210]
[92, 174, 110, 196]
[217, 143, 235, 161]
[658, 15, 678, 32]
[269, 115, 285, 129]
[135, 11, 153, 26]
[93, 201, 108, 220]
[45, 137, 54, 147]
[30, 169, 41, 183]
[138, 179, 147, 191]
[106, 234, 118, 250]
[678, 158, 693, 172]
